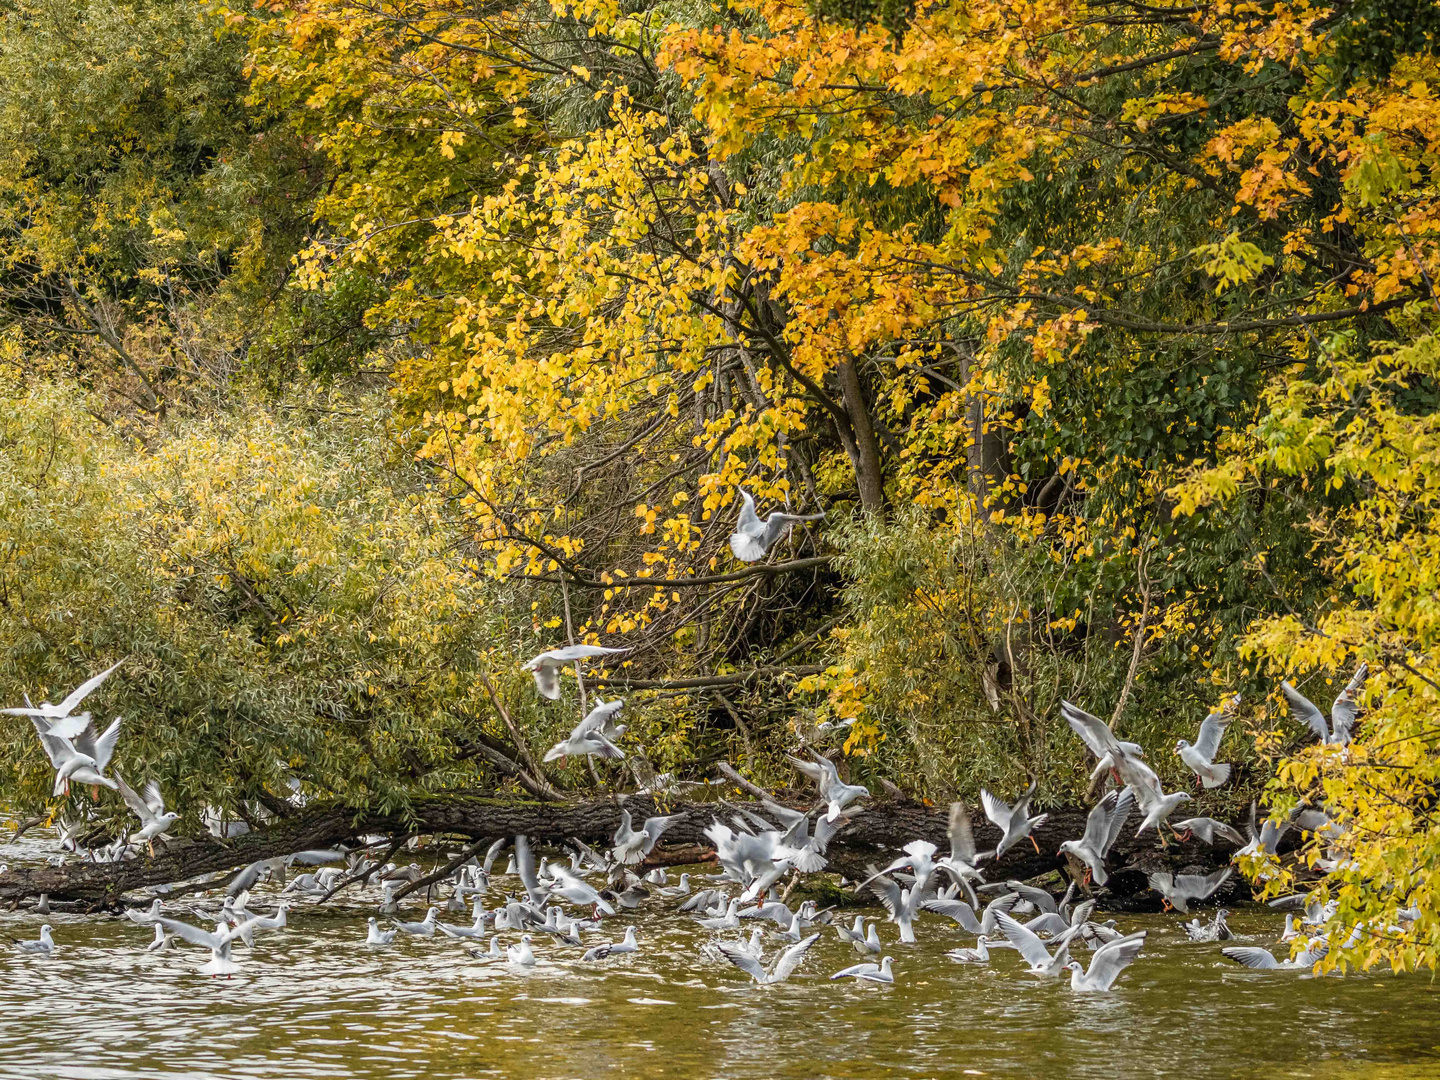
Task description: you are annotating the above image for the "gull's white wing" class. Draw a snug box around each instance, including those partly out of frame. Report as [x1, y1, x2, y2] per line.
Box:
[28, 718, 65, 768]
[1330, 663, 1367, 743]
[1282, 681, 1331, 742]
[1101, 787, 1135, 856]
[1085, 931, 1145, 988]
[993, 911, 1053, 968]
[74, 717, 122, 771]
[40, 713, 93, 740]
[947, 800, 977, 865]
[547, 645, 627, 664]
[1194, 709, 1229, 760]
[979, 789, 1011, 829]
[55, 661, 124, 716]
[142, 781, 166, 816]
[1221, 946, 1281, 969]
[114, 774, 158, 826]
[770, 932, 820, 982]
[716, 941, 770, 983]
[155, 916, 225, 951]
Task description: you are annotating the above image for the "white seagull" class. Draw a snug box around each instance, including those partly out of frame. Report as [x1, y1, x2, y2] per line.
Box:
[1066, 931, 1147, 991]
[785, 749, 869, 821]
[2, 661, 124, 735]
[1175, 697, 1235, 788]
[1057, 787, 1134, 886]
[728, 488, 825, 562]
[716, 932, 819, 985]
[830, 956, 894, 983]
[981, 780, 1049, 857]
[30, 714, 121, 796]
[114, 775, 178, 853]
[13, 924, 55, 954]
[523, 646, 628, 701]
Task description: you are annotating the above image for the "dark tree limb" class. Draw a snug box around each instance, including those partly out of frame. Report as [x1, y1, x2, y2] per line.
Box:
[0, 794, 1245, 906]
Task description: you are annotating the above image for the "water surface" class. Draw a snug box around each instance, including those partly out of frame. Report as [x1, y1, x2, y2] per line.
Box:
[2, 832, 1436, 1080]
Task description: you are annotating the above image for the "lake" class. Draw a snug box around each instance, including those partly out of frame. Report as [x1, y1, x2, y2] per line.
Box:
[1, 832, 1435, 1080]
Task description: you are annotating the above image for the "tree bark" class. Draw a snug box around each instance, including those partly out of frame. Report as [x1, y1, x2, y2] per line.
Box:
[0, 793, 1250, 908]
[835, 356, 885, 513]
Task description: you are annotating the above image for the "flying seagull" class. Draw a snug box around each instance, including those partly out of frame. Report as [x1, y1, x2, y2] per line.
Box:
[728, 488, 825, 563]
[1282, 664, 1367, 746]
[2, 661, 124, 736]
[786, 749, 869, 821]
[114, 775, 178, 853]
[1057, 787, 1133, 886]
[1175, 697, 1236, 788]
[1066, 931, 1146, 991]
[523, 645, 628, 700]
[30, 715, 121, 796]
[543, 701, 627, 764]
[981, 780, 1049, 857]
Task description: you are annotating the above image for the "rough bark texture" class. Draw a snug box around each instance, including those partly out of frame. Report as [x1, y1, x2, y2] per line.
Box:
[0, 793, 1248, 909]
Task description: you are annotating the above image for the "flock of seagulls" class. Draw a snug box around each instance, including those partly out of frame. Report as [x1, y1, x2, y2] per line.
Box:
[0, 492, 1380, 996]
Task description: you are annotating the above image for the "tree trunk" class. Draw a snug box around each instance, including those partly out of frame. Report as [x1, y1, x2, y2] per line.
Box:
[835, 356, 885, 513]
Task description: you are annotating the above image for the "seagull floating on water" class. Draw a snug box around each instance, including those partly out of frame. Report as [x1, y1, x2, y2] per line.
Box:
[830, 956, 894, 983]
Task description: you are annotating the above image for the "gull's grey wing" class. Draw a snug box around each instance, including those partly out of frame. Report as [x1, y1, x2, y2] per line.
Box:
[1060, 701, 1110, 757]
[1222, 946, 1281, 969]
[643, 813, 684, 844]
[1330, 663, 1367, 743]
[947, 799, 977, 865]
[573, 699, 625, 738]
[1086, 931, 1146, 988]
[1194, 709, 1229, 760]
[1005, 880, 1057, 914]
[785, 754, 827, 784]
[114, 774, 158, 826]
[514, 835, 547, 903]
[993, 911, 1053, 968]
[155, 916, 226, 951]
[1101, 787, 1135, 856]
[1175, 867, 1232, 902]
[55, 661, 125, 716]
[1282, 681, 1331, 742]
[921, 898, 983, 933]
[1011, 779, 1039, 819]
[1079, 790, 1118, 852]
[771, 932, 820, 982]
[716, 941, 770, 983]
[864, 870, 903, 919]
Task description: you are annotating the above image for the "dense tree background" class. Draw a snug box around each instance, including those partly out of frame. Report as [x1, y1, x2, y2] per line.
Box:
[2, 0, 1437, 969]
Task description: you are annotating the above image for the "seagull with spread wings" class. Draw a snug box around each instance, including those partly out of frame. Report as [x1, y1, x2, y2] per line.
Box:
[728, 488, 825, 563]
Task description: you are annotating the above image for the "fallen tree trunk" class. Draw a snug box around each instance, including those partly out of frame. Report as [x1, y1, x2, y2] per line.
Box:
[0, 792, 1247, 907]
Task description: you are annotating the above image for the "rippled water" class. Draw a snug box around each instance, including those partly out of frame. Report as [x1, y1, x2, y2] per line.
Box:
[2, 832, 1437, 1080]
